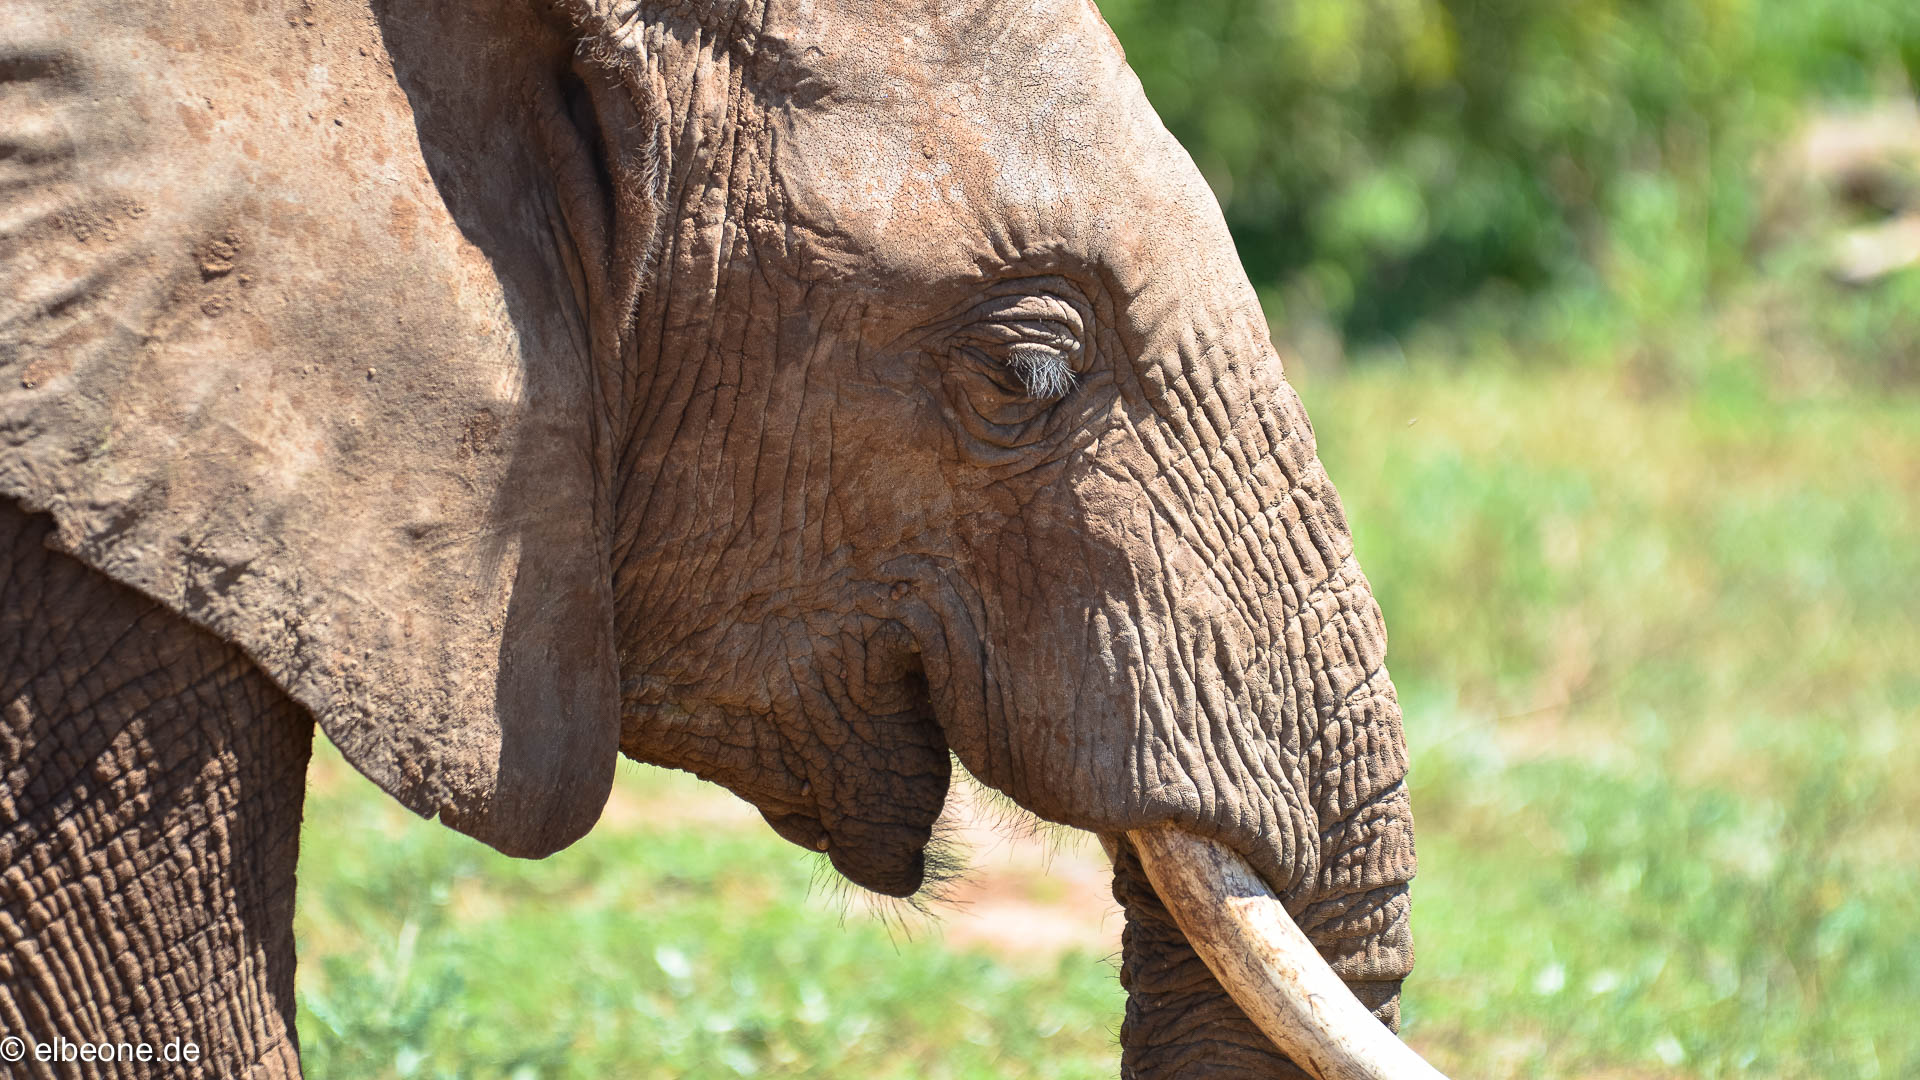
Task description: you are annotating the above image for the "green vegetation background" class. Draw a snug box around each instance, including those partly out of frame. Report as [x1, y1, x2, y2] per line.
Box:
[296, 3, 1920, 1077]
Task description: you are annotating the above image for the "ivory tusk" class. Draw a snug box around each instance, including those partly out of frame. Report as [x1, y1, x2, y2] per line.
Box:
[1125, 825, 1452, 1080]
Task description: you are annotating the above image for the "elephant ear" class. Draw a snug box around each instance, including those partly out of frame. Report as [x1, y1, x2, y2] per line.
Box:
[0, 1, 620, 854]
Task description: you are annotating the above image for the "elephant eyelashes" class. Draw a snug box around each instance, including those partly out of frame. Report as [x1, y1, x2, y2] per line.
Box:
[950, 291, 1090, 402]
[1004, 340, 1077, 398]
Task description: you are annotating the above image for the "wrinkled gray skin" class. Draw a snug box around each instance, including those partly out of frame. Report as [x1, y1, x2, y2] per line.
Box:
[0, 0, 1417, 1075]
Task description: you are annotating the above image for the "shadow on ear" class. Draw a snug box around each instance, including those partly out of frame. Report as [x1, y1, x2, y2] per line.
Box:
[0, 0, 632, 856]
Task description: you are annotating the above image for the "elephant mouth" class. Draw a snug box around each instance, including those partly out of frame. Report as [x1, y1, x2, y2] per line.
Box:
[626, 618, 1447, 1075]
[793, 796, 1456, 1078]
[770, 769, 1450, 1077]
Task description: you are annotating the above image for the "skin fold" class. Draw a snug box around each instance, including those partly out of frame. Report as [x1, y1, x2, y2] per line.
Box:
[0, 0, 1417, 1075]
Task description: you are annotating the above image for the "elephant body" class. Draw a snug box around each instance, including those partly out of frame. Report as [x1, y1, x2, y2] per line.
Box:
[0, 500, 311, 1077]
[1, 1, 1419, 1075]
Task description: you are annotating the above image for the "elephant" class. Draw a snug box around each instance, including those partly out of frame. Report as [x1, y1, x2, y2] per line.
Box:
[0, 0, 1439, 1076]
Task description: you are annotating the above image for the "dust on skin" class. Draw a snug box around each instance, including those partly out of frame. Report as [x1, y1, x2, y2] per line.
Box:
[770, 0, 1125, 290]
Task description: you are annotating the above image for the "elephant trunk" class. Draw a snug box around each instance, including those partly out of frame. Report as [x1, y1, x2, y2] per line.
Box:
[1109, 836, 1305, 1077]
[1124, 827, 1452, 1080]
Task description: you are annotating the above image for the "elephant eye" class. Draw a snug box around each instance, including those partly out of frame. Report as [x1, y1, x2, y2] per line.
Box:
[952, 293, 1088, 402]
[932, 281, 1099, 449]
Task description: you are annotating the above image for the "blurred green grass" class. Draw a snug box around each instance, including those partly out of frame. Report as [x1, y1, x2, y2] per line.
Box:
[1307, 364, 1920, 1079]
[296, 757, 1125, 1079]
[297, 361, 1920, 1079]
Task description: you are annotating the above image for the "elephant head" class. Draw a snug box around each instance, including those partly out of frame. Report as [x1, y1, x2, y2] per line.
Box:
[1, 0, 1428, 1073]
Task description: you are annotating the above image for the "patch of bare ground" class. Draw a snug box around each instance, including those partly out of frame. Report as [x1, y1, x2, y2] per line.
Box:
[930, 782, 1122, 967]
[598, 766, 1123, 966]
[319, 747, 1124, 967]
[597, 768, 765, 830]
[307, 739, 353, 794]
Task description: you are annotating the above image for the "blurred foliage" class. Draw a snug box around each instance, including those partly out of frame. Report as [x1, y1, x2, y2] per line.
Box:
[1101, 0, 1920, 364]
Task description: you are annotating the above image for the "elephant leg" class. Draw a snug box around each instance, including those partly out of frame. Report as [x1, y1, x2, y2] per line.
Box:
[0, 499, 312, 1078]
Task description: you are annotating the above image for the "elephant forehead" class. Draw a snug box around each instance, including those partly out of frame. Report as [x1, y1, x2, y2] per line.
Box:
[766, 0, 1171, 286]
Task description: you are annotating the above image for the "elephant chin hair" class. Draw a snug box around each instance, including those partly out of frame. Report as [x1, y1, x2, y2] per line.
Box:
[823, 767, 1108, 930]
[809, 787, 974, 919]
